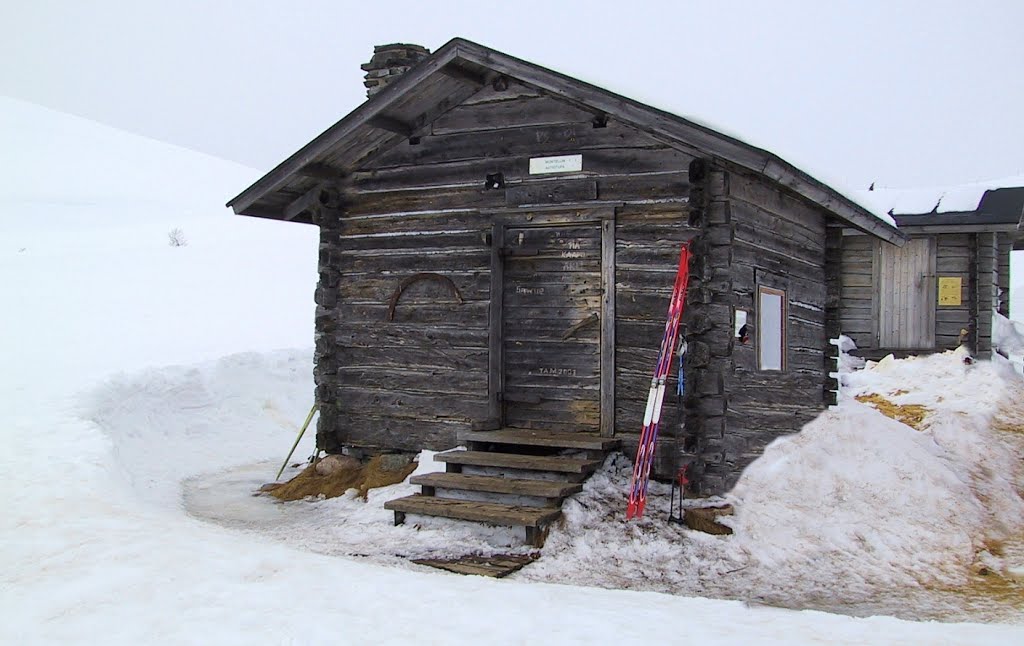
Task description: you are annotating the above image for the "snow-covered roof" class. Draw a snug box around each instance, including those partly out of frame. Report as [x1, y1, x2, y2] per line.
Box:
[852, 174, 1024, 217]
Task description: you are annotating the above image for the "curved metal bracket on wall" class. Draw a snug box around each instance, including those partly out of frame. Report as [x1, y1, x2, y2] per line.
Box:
[387, 273, 464, 321]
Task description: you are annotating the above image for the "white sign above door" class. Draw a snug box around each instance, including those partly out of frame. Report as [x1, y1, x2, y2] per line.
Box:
[528, 154, 583, 175]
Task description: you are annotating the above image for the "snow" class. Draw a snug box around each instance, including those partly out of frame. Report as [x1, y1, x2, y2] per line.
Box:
[853, 174, 1024, 216]
[3, 99, 1024, 644]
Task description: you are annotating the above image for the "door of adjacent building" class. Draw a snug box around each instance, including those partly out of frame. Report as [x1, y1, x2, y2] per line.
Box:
[501, 223, 603, 433]
[876, 237, 936, 349]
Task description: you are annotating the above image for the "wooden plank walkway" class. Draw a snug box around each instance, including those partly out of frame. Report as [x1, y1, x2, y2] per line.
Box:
[411, 553, 539, 578]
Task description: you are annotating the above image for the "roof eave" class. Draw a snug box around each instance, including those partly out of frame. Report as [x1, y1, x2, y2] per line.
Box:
[228, 36, 907, 245]
[226, 41, 465, 215]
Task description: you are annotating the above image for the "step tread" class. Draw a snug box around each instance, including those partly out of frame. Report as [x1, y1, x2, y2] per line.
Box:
[458, 428, 620, 451]
[384, 495, 562, 526]
[410, 472, 583, 498]
[434, 450, 602, 473]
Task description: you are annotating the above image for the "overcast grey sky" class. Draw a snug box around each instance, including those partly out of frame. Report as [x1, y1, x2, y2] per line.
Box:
[2, 1, 1022, 191]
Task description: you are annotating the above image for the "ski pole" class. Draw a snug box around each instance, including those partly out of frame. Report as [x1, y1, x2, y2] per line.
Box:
[277, 403, 319, 480]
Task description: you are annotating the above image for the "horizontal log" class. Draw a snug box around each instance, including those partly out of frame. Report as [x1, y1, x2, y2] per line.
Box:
[432, 95, 596, 135]
[728, 173, 829, 229]
[615, 244, 691, 267]
[335, 365, 488, 394]
[731, 201, 825, 255]
[335, 300, 488, 325]
[368, 119, 663, 169]
[336, 385, 488, 420]
[333, 412, 467, 452]
[330, 250, 490, 273]
[351, 146, 691, 194]
[335, 271, 490, 303]
[335, 345, 488, 371]
[333, 323, 489, 349]
[505, 178, 597, 206]
[344, 183, 504, 216]
[505, 258, 601, 274]
[731, 243, 823, 283]
[328, 229, 485, 252]
[461, 79, 542, 105]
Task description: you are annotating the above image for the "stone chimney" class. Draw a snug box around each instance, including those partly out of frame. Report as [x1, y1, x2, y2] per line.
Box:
[361, 43, 431, 98]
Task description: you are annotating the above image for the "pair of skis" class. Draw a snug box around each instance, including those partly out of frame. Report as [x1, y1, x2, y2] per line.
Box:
[626, 243, 691, 519]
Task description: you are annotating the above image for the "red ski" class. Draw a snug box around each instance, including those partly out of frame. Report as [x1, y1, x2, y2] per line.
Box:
[626, 243, 691, 519]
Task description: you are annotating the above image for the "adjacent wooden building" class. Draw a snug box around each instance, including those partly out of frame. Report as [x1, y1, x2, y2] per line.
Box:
[228, 38, 904, 495]
[839, 186, 1024, 359]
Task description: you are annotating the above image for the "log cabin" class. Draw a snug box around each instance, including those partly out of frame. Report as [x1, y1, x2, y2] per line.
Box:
[227, 38, 906, 533]
[841, 183, 1024, 359]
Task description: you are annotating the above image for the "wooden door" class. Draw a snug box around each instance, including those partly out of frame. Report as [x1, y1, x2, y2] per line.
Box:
[502, 224, 602, 432]
[877, 237, 936, 349]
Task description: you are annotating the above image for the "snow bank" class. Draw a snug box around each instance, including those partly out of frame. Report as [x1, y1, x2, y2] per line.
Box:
[994, 312, 1024, 357]
[730, 351, 1024, 590]
[85, 350, 317, 509]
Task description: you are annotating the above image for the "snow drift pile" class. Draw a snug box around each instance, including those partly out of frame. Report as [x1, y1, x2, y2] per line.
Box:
[730, 349, 1024, 590]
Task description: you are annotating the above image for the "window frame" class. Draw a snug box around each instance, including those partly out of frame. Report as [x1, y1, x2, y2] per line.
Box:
[756, 285, 788, 372]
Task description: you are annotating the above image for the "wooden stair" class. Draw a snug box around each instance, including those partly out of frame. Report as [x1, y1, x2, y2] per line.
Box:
[384, 428, 620, 547]
[432, 450, 602, 480]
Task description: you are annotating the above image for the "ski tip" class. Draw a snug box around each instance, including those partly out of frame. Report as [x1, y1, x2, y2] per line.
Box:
[626, 503, 636, 520]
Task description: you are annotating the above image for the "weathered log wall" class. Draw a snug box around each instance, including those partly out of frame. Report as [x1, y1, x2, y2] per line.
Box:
[997, 234, 1013, 317]
[676, 164, 832, 495]
[314, 82, 697, 463]
[838, 232, 1000, 357]
[715, 170, 830, 493]
[614, 205, 700, 477]
[312, 82, 851, 495]
[837, 233, 875, 348]
[976, 233, 997, 354]
[313, 210, 491, 453]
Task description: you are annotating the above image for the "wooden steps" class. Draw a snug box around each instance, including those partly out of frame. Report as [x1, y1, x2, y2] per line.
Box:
[384, 427, 620, 548]
[410, 472, 583, 501]
[457, 428, 619, 451]
[433, 450, 602, 478]
[387, 496, 561, 526]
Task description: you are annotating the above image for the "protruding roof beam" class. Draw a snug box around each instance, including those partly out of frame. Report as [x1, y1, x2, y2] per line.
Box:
[438, 62, 489, 86]
[297, 163, 344, 181]
[367, 115, 415, 138]
[284, 184, 328, 221]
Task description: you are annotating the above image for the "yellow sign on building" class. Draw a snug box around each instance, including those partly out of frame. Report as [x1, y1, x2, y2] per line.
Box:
[938, 277, 962, 306]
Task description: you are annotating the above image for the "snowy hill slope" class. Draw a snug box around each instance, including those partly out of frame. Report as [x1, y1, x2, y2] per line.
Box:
[2, 100, 1024, 644]
[0, 95, 257, 225]
[0, 96, 320, 390]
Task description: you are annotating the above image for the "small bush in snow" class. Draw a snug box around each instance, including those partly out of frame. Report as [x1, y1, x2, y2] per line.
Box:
[168, 228, 187, 247]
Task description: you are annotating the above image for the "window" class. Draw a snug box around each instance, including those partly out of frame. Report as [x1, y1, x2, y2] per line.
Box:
[757, 286, 786, 371]
[734, 309, 749, 344]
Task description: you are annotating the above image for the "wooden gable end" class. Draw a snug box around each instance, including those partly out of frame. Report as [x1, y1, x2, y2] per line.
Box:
[337, 79, 694, 217]
[228, 38, 903, 246]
